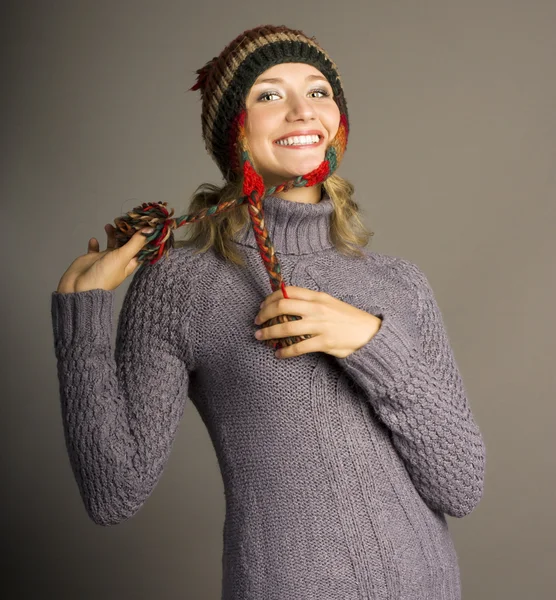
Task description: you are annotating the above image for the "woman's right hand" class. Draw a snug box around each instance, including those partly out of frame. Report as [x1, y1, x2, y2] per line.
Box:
[56, 224, 155, 293]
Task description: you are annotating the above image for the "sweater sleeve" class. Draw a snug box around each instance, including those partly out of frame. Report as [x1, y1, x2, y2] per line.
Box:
[50, 257, 194, 526]
[335, 259, 486, 518]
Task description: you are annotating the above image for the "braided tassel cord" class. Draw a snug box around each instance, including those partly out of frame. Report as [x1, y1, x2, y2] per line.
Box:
[113, 195, 247, 269]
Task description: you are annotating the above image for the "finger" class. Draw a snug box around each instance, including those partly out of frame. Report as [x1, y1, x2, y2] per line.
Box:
[275, 335, 318, 359]
[105, 224, 117, 250]
[255, 315, 313, 340]
[260, 286, 294, 308]
[124, 256, 141, 277]
[256, 322, 318, 357]
[260, 286, 316, 309]
[118, 226, 155, 263]
[87, 237, 99, 253]
[257, 299, 311, 325]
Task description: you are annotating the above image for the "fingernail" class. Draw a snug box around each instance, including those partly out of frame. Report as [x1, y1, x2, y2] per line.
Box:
[142, 227, 154, 235]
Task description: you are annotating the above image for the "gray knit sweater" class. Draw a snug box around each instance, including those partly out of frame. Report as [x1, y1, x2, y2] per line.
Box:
[51, 193, 486, 600]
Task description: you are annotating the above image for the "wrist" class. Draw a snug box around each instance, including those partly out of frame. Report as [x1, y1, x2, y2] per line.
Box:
[364, 313, 382, 345]
[349, 313, 382, 356]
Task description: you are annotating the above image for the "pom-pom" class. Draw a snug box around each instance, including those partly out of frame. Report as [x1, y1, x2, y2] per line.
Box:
[113, 201, 177, 266]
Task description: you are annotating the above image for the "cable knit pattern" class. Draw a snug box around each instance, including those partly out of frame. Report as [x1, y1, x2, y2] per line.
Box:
[50, 193, 485, 600]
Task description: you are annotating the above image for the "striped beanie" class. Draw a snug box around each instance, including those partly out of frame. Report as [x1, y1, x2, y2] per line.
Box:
[113, 24, 349, 352]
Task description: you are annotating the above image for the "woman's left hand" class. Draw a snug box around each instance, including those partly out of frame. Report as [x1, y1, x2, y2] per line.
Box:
[254, 285, 382, 359]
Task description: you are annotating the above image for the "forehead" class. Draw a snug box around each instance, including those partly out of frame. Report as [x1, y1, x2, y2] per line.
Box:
[251, 62, 328, 85]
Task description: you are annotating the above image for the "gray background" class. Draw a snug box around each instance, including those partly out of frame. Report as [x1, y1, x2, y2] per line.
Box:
[3, 1, 555, 598]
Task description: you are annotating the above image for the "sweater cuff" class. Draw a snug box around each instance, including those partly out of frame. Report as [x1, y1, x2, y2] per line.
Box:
[336, 312, 419, 391]
[51, 288, 115, 346]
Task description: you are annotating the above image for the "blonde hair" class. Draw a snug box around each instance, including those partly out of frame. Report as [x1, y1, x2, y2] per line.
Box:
[174, 173, 374, 267]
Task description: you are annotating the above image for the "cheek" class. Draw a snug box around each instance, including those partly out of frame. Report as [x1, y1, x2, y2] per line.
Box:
[246, 109, 278, 142]
[325, 105, 341, 137]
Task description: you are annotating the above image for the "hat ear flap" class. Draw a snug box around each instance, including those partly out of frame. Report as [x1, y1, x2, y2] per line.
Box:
[241, 152, 266, 201]
[228, 111, 245, 178]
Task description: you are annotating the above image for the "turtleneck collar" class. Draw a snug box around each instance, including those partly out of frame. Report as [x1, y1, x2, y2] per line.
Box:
[231, 190, 335, 255]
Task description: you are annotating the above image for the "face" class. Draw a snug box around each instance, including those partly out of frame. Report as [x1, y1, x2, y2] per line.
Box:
[244, 63, 341, 186]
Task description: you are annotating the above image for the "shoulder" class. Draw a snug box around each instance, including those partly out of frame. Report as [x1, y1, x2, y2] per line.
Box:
[361, 248, 434, 300]
[129, 244, 208, 294]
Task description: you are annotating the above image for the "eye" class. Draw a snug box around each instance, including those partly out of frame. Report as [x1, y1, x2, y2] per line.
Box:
[309, 88, 331, 99]
[257, 88, 332, 102]
[258, 90, 280, 102]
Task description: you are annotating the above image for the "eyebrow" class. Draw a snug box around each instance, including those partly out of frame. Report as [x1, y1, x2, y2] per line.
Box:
[252, 74, 329, 86]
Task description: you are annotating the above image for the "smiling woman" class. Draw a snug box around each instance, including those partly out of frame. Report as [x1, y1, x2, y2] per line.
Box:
[51, 22, 485, 600]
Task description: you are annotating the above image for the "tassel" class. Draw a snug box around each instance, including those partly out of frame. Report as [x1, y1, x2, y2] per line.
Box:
[189, 56, 218, 92]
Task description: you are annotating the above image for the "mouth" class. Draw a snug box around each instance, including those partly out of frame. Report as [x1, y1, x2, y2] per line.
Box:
[273, 134, 325, 149]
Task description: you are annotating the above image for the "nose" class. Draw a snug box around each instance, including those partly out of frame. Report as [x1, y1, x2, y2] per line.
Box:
[286, 94, 317, 121]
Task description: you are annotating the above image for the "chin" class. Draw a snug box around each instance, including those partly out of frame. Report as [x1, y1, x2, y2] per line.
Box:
[259, 157, 325, 185]
[282, 159, 325, 178]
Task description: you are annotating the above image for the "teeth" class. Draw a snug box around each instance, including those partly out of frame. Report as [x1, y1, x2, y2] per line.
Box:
[276, 135, 320, 146]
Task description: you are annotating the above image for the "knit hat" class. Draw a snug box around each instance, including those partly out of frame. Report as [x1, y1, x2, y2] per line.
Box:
[113, 24, 350, 351]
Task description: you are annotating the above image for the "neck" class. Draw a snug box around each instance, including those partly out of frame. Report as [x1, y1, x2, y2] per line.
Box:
[266, 183, 324, 205]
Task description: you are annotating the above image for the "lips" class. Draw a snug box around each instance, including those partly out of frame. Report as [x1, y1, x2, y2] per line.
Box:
[274, 130, 324, 143]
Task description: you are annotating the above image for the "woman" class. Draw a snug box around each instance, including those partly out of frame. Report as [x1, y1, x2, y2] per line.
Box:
[51, 24, 486, 600]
